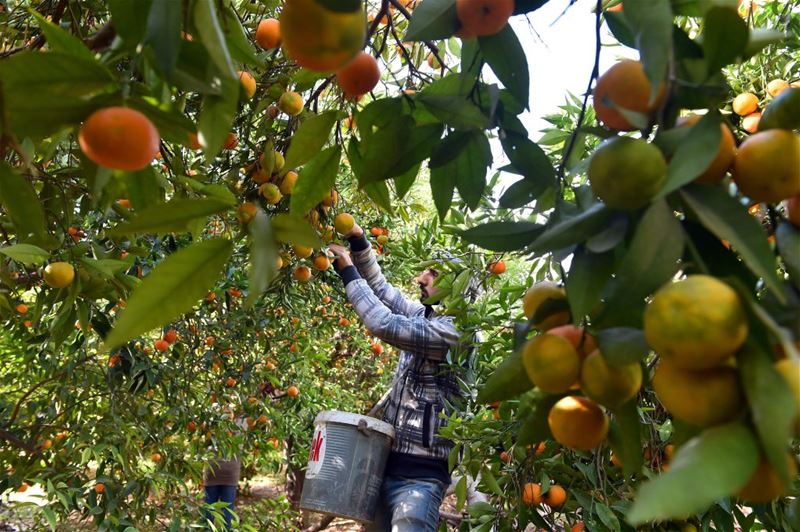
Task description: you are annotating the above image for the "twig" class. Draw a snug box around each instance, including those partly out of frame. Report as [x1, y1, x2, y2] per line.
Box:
[388, 0, 447, 71]
[0, 0, 69, 58]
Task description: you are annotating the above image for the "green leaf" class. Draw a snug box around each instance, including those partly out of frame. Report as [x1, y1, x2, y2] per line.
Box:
[270, 214, 323, 248]
[289, 146, 341, 217]
[680, 185, 783, 300]
[283, 111, 338, 173]
[106, 198, 234, 236]
[776, 222, 800, 287]
[659, 112, 723, 196]
[759, 87, 800, 131]
[517, 394, 561, 445]
[198, 76, 238, 160]
[596, 328, 650, 367]
[454, 475, 467, 512]
[127, 98, 197, 146]
[529, 203, 614, 253]
[622, 0, 672, 101]
[42, 506, 57, 531]
[417, 94, 489, 130]
[108, 0, 152, 46]
[393, 163, 420, 200]
[605, 200, 684, 305]
[430, 165, 456, 219]
[738, 343, 796, 485]
[479, 466, 503, 496]
[500, 132, 556, 198]
[144, 0, 182, 76]
[605, 11, 635, 48]
[104, 239, 233, 350]
[479, 25, 529, 109]
[703, 7, 748, 76]
[31, 10, 95, 61]
[608, 399, 644, 476]
[459, 222, 543, 252]
[193, 0, 236, 79]
[0, 163, 52, 248]
[221, 2, 260, 67]
[314, 0, 361, 12]
[363, 181, 393, 213]
[245, 209, 277, 309]
[476, 350, 533, 403]
[405, 0, 458, 41]
[627, 423, 759, 524]
[566, 247, 614, 321]
[431, 131, 492, 211]
[742, 27, 785, 60]
[0, 244, 50, 265]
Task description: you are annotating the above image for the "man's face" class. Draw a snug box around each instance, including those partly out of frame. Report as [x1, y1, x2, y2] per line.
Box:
[415, 268, 439, 303]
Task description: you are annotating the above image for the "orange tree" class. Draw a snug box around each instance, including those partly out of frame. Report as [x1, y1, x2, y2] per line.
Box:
[1, 0, 800, 530]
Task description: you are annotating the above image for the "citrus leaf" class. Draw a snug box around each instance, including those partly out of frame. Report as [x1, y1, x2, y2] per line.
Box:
[460, 222, 542, 252]
[405, 0, 458, 41]
[363, 180, 393, 213]
[627, 422, 759, 524]
[0, 244, 49, 265]
[566, 247, 614, 321]
[476, 350, 533, 403]
[738, 343, 796, 485]
[659, 112, 722, 196]
[703, 7, 748, 76]
[0, 163, 52, 248]
[479, 25, 529, 109]
[198, 76, 238, 160]
[680, 185, 783, 301]
[270, 214, 323, 248]
[622, 0, 672, 101]
[127, 98, 196, 146]
[193, 0, 236, 79]
[742, 27, 785, 60]
[517, 394, 561, 445]
[289, 146, 341, 217]
[596, 328, 650, 367]
[431, 131, 491, 211]
[608, 399, 644, 476]
[245, 209, 277, 309]
[106, 198, 234, 236]
[144, 0, 182, 76]
[282, 111, 338, 174]
[31, 10, 96, 61]
[759, 87, 800, 131]
[104, 238, 233, 350]
[529, 203, 614, 253]
[430, 163, 456, 219]
[776, 222, 800, 287]
[500, 132, 556, 196]
[221, 2, 260, 67]
[417, 94, 489, 130]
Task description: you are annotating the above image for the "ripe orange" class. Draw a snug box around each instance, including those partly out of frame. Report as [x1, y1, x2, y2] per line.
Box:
[652, 360, 744, 427]
[522, 334, 581, 394]
[256, 18, 281, 49]
[238, 71, 256, 99]
[593, 60, 665, 131]
[336, 52, 381, 99]
[287, 385, 299, 397]
[43, 262, 75, 288]
[150, 452, 162, 462]
[225, 377, 237, 387]
[521, 281, 571, 330]
[767, 79, 789, 98]
[548, 396, 609, 450]
[499, 451, 511, 462]
[371, 342, 383, 355]
[163, 329, 178, 344]
[733, 129, 800, 203]
[15, 304, 27, 314]
[280, 171, 299, 195]
[676, 115, 736, 184]
[22, 320, 32, 328]
[322, 295, 332, 304]
[455, 0, 514, 37]
[644, 275, 747, 369]
[79, 107, 160, 170]
[733, 92, 759, 116]
[588, 136, 668, 210]
[17, 482, 29, 493]
[370, 226, 383, 236]
[488, 260, 506, 275]
[334, 212, 355, 234]
[742, 112, 761, 134]
[572, 524, 585, 532]
[108, 354, 121, 368]
[237, 202, 258, 225]
[94, 482, 105, 494]
[521, 482, 542, 506]
[313, 255, 331, 271]
[154, 339, 169, 352]
[40, 439, 52, 450]
[187, 421, 197, 432]
[280, 0, 366, 72]
[546, 325, 597, 360]
[290, 343, 298, 353]
[545, 485, 567, 507]
[580, 350, 642, 409]
[205, 336, 215, 347]
[278, 91, 304, 116]
[294, 266, 312, 282]
[339, 317, 350, 327]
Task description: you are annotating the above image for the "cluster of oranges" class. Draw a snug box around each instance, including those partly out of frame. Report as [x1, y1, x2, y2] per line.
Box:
[732, 79, 795, 133]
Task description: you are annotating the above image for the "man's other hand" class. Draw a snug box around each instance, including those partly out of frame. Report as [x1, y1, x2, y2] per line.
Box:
[328, 244, 353, 269]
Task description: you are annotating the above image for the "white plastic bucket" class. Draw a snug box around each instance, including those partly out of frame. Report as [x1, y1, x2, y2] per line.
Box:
[299, 410, 395, 523]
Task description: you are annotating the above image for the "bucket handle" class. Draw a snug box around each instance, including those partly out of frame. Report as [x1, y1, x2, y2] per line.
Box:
[357, 419, 371, 437]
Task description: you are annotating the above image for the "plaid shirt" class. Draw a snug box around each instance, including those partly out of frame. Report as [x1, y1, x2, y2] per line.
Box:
[344, 243, 463, 462]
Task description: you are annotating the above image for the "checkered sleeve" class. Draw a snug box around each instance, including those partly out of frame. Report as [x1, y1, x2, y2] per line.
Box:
[345, 279, 459, 360]
[349, 240, 425, 318]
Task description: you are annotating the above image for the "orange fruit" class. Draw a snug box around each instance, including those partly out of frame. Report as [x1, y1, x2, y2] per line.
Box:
[150, 452, 162, 462]
[294, 266, 312, 282]
[187, 421, 197, 432]
[767, 79, 789, 98]
[521, 281, 570, 331]
[588, 136, 668, 210]
[108, 354, 121, 367]
[548, 396, 609, 450]
[17, 482, 29, 493]
[237, 202, 258, 225]
[40, 439, 52, 450]
[522, 334, 581, 394]
[223, 132, 238, 150]
[322, 189, 338, 207]
[572, 524, 585, 532]
[339, 317, 350, 327]
[287, 385, 299, 397]
[593, 60, 665, 131]
[22, 320, 32, 328]
[488, 260, 506, 275]
[313, 255, 331, 271]
[742, 112, 761, 134]
[610, 451, 623, 467]
[733, 93, 759, 116]
[499, 451, 511, 462]
[163, 329, 178, 344]
[280, 0, 366, 72]
[205, 336, 215, 346]
[280, 171, 299, 195]
[154, 339, 168, 352]
[256, 18, 281, 49]
[652, 360, 744, 427]
[664, 444, 675, 461]
[238, 71, 256, 99]
[644, 275, 747, 369]
[370, 226, 382, 236]
[94, 482, 105, 494]
[334, 212, 355, 234]
[737, 454, 797, 503]
[79, 107, 160, 170]
[733, 129, 800, 203]
[521, 482, 542, 506]
[259, 183, 283, 205]
[580, 350, 642, 409]
[278, 91, 304, 116]
[546, 325, 597, 360]
[455, 0, 514, 37]
[371, 342, 383, 355]
[676, 114, 736, 184]
[294, 245, 313, 259]
[336, 51, 381, 99]
[43, 262, 75, 288]
[545, 485, 567, 507]
[15, 304, 27, 314]
[225, 377, 236, 387]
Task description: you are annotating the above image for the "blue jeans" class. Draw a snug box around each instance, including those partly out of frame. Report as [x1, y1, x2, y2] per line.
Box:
[368, 476, 446, 532]
[204, 485, 237, 530]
